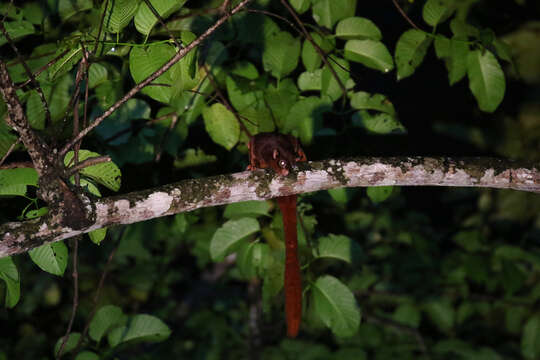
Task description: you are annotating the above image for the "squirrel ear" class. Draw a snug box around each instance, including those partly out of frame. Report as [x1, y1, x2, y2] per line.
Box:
[272, 149, 279, 159]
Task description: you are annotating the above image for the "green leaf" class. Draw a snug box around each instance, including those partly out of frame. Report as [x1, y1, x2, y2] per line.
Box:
[328, 188, 348, 204]
[447, 37, 469, 85]
[0, 119, 18, 160]
[433, 339, 474, 357]
[226, 76, 263, 112]
[264, 79, 299, 127]
[312, 0, 356, 29]
[423, 0, 455, 27]
[302, 32, 335, 72]
[170, 31, 199, 94]
[224, 201, 271, 219]
[95, 98, 151, 145]
[88, 63, 108, 88]
[129, 44, 181, 103]
[230, 61, 259, 80]
[107, 314, 171, 347]
[103, 0, 139, 33]
[311, 275, 361, 337]
[434, 34, 450, 59]
[262, 250, 284, 310]
[48, 45, 83, 81]
[366, 186, 393, 203]
[395, 29, 433, 80]
[450, 18, 479, 38]
[54, 333, 81, 356]
[173, 148, 217, 169]
[335, 17, 382, 40]
[263, 31, 301, 79]
[237, 242, 269, 278]
[29, 241, 68, 276]
[210, 218, 260, 261]
[289, 0, 311, 14]
[350, 91, 396, 115]
[522, 313, 540, 360]
[283, 96, 332, 145]
[26, 90, 46, 130]
[467, 49, 505, 112]
[352, 111, 406, 134]
[64, 150, 122, 191]
[0, 168, 38, 196]
[424, 299, 454, 333]
[89, 228, 107, 245]
[89, 305, 126, 342]
[58, 0, 92, 21]
[0, 21, 35, 46]
[134, 0, 187, 35]
[49, 74, 74, 122]
[298, 70, 322, 91]
[0, 256, 20, 308]
[23, 3, 45, 25]
[202, 103, 240, 150]
[344, 39, 394, 73]
[314, 234, 361, 264]
[75, 351, 100, 360]
[453, 230, 482, 252]
[24, 207, 48, 219]
[393, 303, 421, 328]
[239, 107, 275, 134]
[321, 57, 352, 100]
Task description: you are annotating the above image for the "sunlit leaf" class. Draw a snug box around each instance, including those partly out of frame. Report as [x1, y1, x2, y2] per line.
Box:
[344, 39, 394, 73]
[467, 49, 505, 112]
[202, 103, 240, 150]
[395, 29, 432, 80]
[312, 0, 356, 29]
[64, 150, 122, 191]
[335, 17, 382, 40]
[134, 0, 187, 35]
[263, 31, 301, 79]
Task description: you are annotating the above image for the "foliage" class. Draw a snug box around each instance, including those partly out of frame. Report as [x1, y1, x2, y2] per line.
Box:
[0, 0, 540, 359]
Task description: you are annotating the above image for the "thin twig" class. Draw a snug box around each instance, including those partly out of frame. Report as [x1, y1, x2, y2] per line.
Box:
[92, 0, 109, 54]
[391, 0, 421, 30]
[154, 113, 179, 162]
[66, 155, 112, 175]
[0, 137, 21, 167]
[56, 237, 81, 359]
[72, 244, 118, 358]
[0, 161, 33, 169]
[246, 9, 301, 34]
[59, 0, 254, 158]
[141, 0, 182, 49]
[15, 49, 70, 89]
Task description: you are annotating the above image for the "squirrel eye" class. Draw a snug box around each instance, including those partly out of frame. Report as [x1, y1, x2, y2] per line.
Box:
[278, 160, 287, 168]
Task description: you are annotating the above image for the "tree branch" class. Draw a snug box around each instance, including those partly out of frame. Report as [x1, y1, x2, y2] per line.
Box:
[1, 156, 538, 257]
[0, 60, 54, 176]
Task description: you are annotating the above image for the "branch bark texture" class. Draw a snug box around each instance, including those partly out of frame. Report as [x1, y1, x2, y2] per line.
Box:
[1, 156, 539, 258]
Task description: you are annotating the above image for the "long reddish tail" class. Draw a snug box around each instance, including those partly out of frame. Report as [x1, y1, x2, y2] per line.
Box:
[277, 195, 302, 338]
